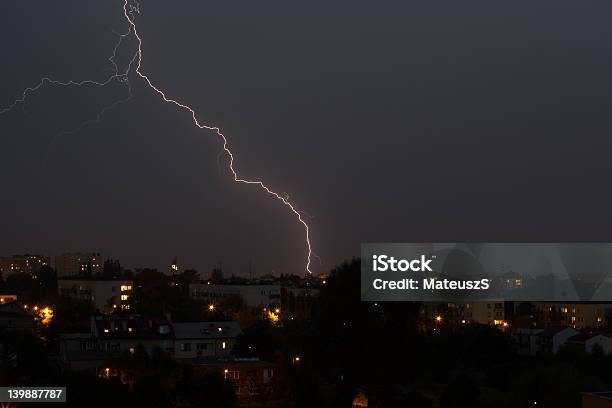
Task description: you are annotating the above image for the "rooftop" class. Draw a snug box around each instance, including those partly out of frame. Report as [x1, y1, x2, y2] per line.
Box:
[569, 332, 609, 342]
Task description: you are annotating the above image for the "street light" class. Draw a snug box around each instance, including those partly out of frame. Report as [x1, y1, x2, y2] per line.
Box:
[208, 304, 215, 311]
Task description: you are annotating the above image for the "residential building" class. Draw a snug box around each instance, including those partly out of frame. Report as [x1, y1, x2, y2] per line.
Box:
[56, 315, 174, 372]
[57, 279, 132, 313]
[55, 315, 243, 373]
[423, 300, 507, 326]
[536, 326, 580, 354]
[568, 333, 612, 354]
[173, 321, 241, 359]
[0, 254, 50, 277]
[0, 302, 34, 331]
[514, 328, 544, 356]
[55, 252, 103, 278]
[193, 358, 277, 401]
[532, 303, 612, 329]
[0, 294, 18, 304]
[190, 284, 281, 309]
[56, 332, 107, 371]
[469, 300, 506, 325]
[93, 316, 175, 356]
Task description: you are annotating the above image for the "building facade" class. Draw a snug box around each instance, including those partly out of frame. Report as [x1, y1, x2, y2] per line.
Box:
[532, 303, 612, 329]
[568, 333, 612, 354]
[57, 279, 132, 313]
[0, 302, 35, 331]
[56, 316, 242, 372]
[536, 327, 580, 354]
[423, 300, 507, 326]
[55, 252, 103, 278]
[0, 294, 18, 304]
[173, 321, 240, 359]
[0, 254, 50, 277]
[193, 358, 277, 402]
[190, 284, 281, 309]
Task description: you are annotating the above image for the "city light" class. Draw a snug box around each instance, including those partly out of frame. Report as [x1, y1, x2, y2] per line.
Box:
[267, 310, 280, 325]
[101, 367, 111, 379]
[435, 315, 442, 322]
[208, 304, 215, 311]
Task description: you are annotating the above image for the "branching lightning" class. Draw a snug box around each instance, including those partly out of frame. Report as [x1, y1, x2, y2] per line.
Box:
[0, 0, 314, 274]
[57, 26, 138, 137]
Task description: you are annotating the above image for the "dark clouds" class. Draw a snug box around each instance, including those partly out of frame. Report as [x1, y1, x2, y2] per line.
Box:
[1, 0, 611, 276]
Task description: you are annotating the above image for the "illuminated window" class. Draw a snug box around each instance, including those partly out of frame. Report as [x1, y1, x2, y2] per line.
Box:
[225, 370, 239, 380]
[222, 341, 226, 350]
[121, 295, 129, 301]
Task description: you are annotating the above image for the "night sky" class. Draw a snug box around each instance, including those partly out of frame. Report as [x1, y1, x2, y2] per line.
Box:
[1, 0, 611, 277]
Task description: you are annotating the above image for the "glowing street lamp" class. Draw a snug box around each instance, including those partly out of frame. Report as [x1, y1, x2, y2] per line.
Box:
[208, 304, 215, 311]
[434, 315, 443, 331]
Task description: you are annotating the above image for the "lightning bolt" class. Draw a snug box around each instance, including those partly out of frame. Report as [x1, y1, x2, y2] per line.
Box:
[0, 0, 314, 274]
[56, 26, 138, 137]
